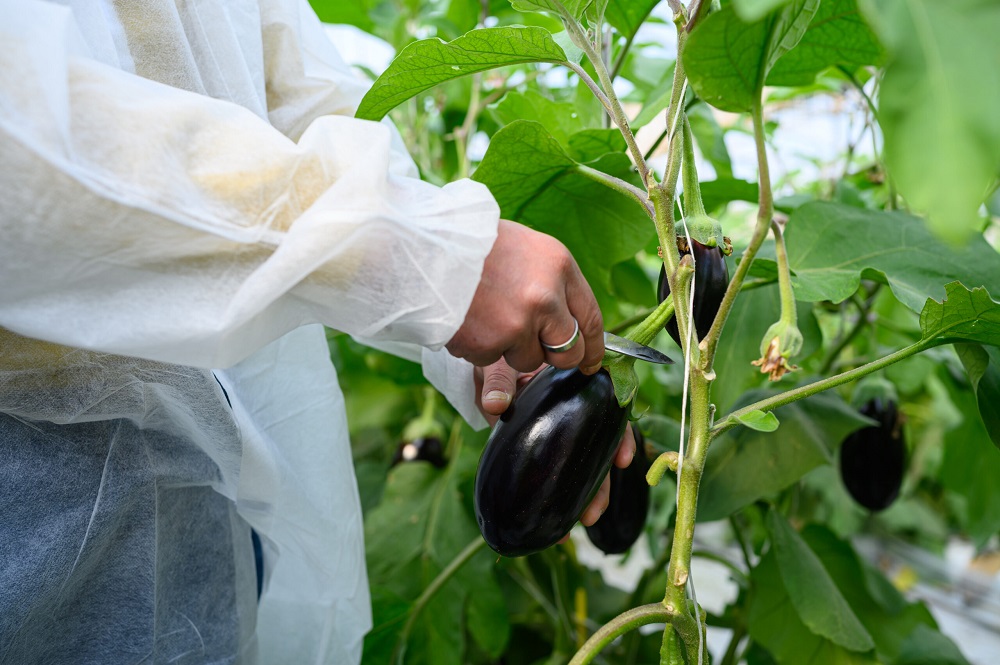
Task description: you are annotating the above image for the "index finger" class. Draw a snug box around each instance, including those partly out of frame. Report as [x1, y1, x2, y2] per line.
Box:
[564, 261, 604, 374]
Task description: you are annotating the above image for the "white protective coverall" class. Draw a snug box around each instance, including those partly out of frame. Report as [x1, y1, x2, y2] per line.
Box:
[0, 0, 498, 663]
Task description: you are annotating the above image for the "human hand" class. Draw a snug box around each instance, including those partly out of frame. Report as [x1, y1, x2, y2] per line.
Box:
[447, 219, 604, 374]
[474, 357, 636, 529]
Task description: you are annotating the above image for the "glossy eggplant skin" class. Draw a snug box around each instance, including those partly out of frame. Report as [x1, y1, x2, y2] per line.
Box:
[658, 239, 730, 346]
[839, 398, 906, 512]
[585, 430, 650, 554]
[474, 367, 629, 557]
[390, 437, 446, 469]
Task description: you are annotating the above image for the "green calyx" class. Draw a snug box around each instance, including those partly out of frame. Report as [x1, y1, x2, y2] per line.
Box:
[753, 317, 804, 381]
[850, 375, 899, 409]
[402, 387, 447, 441]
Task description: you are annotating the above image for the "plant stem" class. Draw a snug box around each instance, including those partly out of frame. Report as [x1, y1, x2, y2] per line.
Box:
[719, 624, 747, 665]
[564, 61, 615, 115]
[711, 339, 932, 438]
[559, 8, 653, 186]
[577, 165, 654, 217]
[568, 603, 674, 665]
[703, 97, 774, 366]
[393, 537, 486, 663]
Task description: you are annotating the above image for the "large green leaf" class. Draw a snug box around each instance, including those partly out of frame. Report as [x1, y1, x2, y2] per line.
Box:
[310, 0, 377, 31]
[896, 624, 971, 665]
[733, 0, 795, 21]
[471, 120, 650, 297]
[747, 548, 880, 665]
[683, 0, 819, 112]
[863, 0, 1000, 242]
[955, 343, 1000, 449]
[363, 438, 508, 664]
[766, 0, 884, 86]
[490, 90, 588, 146]
[767, 512, 875, 652]
[769, 202, 1000, 312]
[356, 27, 567, 120]
[919, 282, 1000, 348]
[698, 391, 873, 521]
[939, 367, 1000, 545]
[510, 0, 595, 20]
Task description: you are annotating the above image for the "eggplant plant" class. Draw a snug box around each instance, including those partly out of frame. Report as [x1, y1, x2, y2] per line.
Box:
[320, 1, 1000, 663]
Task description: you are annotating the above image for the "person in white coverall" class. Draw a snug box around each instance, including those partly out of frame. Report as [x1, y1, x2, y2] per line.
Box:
[0, 1, 637, 663]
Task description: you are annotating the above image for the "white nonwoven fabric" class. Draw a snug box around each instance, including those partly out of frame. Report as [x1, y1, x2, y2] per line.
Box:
[0, 0, 499, 662]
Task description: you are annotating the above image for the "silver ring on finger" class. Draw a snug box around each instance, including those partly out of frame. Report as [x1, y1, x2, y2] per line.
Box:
[540, 318, 580, 354]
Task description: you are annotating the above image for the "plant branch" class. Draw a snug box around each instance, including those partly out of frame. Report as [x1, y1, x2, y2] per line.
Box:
[577, 165, 654, 217]
[703, 97, 774, 366]
[564, 61, 614, 115]
[559, 8, 653, 187]
[568, 603, 675, 665]
[711, 339, 933, 438]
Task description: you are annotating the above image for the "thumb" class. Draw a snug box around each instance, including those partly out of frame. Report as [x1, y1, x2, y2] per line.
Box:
[480, 357, 518, 421]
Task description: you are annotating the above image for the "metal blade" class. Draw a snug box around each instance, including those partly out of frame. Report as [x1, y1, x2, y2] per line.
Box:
[603, 331, 675, 365]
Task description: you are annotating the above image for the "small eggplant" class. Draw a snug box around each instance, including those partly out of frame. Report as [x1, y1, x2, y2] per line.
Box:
[658, 237, 730, 347]
[390, 436, 446, 469]
[474, 367, 629, 557]
[839, 398, 906, 512]
[585, 430, 650, 554]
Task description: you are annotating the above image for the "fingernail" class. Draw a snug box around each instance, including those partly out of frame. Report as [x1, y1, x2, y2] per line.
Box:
[483, 390, 511, 405]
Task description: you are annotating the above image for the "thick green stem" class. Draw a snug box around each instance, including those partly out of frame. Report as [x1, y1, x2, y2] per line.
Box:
[393, 537, 486, 663]
[664, 370, 712, 611]
[568, 603, 674, 665]
[711, 339, 933, 438]
[628, 294, 675, 347]
[703, 97, 774, 366]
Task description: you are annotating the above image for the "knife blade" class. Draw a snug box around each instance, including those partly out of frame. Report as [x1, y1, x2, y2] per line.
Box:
[603, 331, 675, 365]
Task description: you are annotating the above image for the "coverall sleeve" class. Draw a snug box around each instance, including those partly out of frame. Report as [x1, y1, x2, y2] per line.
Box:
[0, 1, 499, 378]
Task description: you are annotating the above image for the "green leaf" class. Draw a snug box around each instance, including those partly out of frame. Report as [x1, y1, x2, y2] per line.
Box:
[863, 0, 1000, 242]
[698, 391, 873, 521]
[768, 512, 875, 652]
[490, 89, 587, 146]
[766, 0, 884, 86]
[606, 0, 661, 38]
[310, 0, 376, 31]
[772, 202, 1000, 312]
[471, 120, 650, 299]
[735, 410, 780, 431]
[566, 128, 627, 161]
[363, 438, 507, 664]
[683, 0, 820, 112]
[510, 0, 593, 20]
[800, 525, 939, 663]
[919, 282, 1000, 348]
[955, 343, 1000, 449]
[748, 548, 880, 665]
[939, 367, 1000, 545]
[733, 0, 795, 22]
[896, 624, 971, 665]
[356, 27, 567, 121]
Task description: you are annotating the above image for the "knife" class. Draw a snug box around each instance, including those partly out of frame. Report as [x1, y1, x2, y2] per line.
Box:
[603, 331, 674, 365]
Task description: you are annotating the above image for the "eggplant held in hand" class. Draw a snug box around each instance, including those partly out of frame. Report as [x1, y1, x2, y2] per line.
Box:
[474, 367, 629, 557]
[839, 398, 906, 512]
[585, 430, 650, 554]
[658, 237, 729, 346]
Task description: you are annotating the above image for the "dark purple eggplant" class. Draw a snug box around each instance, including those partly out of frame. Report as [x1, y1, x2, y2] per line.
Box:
[390, 436, 446, 469]
[839, 398, 906, 512]
[585, 430, 650, 554]
[658, 237, 730, 346]
[474, 367, 629, 557]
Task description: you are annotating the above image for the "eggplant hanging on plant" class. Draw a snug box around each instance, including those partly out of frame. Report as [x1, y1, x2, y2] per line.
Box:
[839, 397, 906, 512]
[585, 429, 650, 555]
[658, 235, 730, 347]
[390, 436, 446, 469]
[474, 367, 629, 557]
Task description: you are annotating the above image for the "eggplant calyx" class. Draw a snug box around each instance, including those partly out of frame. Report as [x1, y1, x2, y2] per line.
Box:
[604, 355, 639, 408]
[752, 318, 803, 381]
